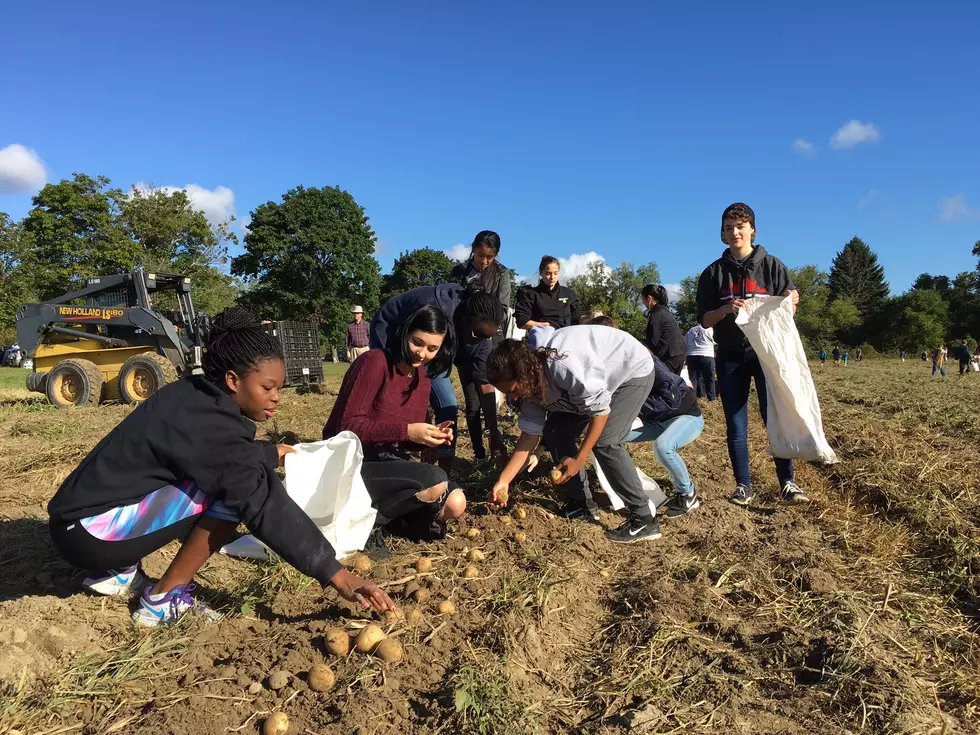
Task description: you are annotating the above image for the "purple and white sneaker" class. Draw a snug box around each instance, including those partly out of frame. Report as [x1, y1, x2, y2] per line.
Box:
[82, 565, 152, 598]
[132, 584, 222, 628]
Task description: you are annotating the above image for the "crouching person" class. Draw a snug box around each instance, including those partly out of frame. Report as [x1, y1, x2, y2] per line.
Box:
[324, 306, 468, 547]
[48, 308, 394, 626]
[486, 325, 661, 543]
[630, 356, 704, 518]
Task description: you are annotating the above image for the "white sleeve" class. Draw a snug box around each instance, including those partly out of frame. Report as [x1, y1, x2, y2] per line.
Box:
[552, 359, 611, 416]
[517, 401, 547, 436]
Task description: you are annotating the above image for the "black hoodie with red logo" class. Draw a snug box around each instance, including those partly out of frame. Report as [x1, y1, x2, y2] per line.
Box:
[695, 245, 795, 355]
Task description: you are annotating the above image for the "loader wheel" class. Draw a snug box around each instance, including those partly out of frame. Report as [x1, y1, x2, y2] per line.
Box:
[45, 359, 104, 408]
[119, 353, 178, 404]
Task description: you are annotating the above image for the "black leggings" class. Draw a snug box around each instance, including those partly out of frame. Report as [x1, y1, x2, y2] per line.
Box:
[50, 514, 201, 572]
[461, 379, 487, 460]
[361, 458, 455, 537]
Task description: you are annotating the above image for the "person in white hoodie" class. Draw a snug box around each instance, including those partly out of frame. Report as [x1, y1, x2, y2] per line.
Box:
[685, 324, 716, 401]
[486, 325, 660, 543]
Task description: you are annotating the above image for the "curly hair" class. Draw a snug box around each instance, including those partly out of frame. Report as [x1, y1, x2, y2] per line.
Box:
[486, 339, 557, 404]
[720, 202, 756, 245]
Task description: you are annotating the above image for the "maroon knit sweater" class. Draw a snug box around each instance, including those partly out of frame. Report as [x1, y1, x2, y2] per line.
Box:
[322, 349, 430, 449]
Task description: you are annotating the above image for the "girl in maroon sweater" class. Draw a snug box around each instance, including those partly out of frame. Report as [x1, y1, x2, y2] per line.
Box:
[323, 306, 468, 541]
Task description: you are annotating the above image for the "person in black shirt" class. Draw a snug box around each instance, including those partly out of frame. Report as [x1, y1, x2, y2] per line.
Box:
[449, 230, 511, 332]
[48, 307, 394, 626]
[641, 284, 686, 374]
[514, 256, 581, 330]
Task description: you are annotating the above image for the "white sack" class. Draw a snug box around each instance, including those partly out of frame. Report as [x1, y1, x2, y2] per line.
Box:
[591, 451, 667, 513]
[735, 295, 838, 464]
[222, 431, 377, 562]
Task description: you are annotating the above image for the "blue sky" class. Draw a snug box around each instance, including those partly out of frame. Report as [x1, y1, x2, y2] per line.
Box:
[2, 0, 978, 294]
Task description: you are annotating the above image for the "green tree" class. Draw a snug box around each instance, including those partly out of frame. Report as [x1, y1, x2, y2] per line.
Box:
[22, 174, 134, 299]
[120, 186, 239, 315]
[381, 247, 455, 302]
[827, 236, 889, 343]
[0, 213, 36, 340]
[911, 273, 952, 299]
[566, 260, 659, 338]
[881, 289, 949, 352]
[232, 185, 381, 348]
[947, 271, 979, 342]
[789, 265, 861, 347]
[671, 275, 699, 329]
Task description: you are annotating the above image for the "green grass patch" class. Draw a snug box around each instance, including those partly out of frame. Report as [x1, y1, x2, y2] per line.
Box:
[0, 367, 28, 391]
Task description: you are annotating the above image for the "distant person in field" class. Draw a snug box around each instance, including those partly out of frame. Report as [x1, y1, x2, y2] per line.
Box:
[832, 346, 841, 366]
[900, 350, 907, 362]
[685, 323, 716, 400]
[695, 202, 809, 507]
[855, 347, 863, 362]
[515, 256, 581, 330]
[641, 284, 686, 375]
[932, 344, 947, 377]
[819, 348, 826, 367]
[956, 342, 972, 375]
[921, 350, 928, 362]
[843, 351, 849, 366]
[346, 305, 370, 362]
[47, 308, 394, 627]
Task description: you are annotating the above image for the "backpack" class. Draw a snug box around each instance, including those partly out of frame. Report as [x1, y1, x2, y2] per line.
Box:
[640, 356, 690, 421]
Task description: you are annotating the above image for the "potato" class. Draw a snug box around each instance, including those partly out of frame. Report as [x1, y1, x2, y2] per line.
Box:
[376, 638, 404, 662]
[512, 507, 527, 520]
[407, 608, 424, 626]
[466, 549, 485, 562]
[411, 587, 430, 604]
[465, 528, 481, 539]
[499, 516, 512, 526]
[352, 555, 372, 573]
[415, 557, 433, 572]
[308, 663, 335, 692]
[496, 485, 509, 505]
[267, 669, 291, 690]
[248, 681, 263, 695]
[462, 566, 479, 579]
[599, 570, 610, 578]
[324, 628, 350, 657]
[384, 608, 406, 624]
[513, 531, 528, 543]
[355, 624, 386, 653]
[549, 468, 564, 485]
[437, 600, 456, 615]
[263, 711, 289, 735]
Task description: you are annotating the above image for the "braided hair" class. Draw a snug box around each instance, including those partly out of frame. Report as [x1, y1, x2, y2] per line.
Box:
[202, 306, 284, 387]
[462, 285, 503, 334]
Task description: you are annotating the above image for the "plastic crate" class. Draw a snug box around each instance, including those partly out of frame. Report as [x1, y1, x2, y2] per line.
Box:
[261, 320, 323, 386]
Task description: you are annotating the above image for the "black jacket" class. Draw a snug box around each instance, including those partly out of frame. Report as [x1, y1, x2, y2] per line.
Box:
[695, 245, 795, 355]
[48, 377, 342, 585]
[644, 305, 685, 363]
[514, 282, 580, 329]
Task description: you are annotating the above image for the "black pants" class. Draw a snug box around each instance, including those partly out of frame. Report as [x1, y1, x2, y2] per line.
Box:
[361, 458, 454, 539]
[686, 355, 716, 400]
[50, 514, 201, 573]
[541, 372, 656, 520]
[960, 359, 970, 375]
[461, 379, 487, 460]
[662, 353, 685, 375]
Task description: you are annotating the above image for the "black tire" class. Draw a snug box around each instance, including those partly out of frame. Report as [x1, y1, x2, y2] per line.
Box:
[118, 353, 178, 404]
[45, 359, 104, 408]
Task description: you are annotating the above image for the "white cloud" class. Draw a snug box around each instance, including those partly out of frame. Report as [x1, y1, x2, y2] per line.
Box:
[0, 144, 48, 193]
[518, 251, 608, 284]
[938, 194, 980, 222]
[830, 120, 880, 149]
[663, 283, 683, 305]
[132, 182, 237, 228]
[792, 138, 814, 157]
[444, 243, 471, 262]
[859, 189, 879, 208]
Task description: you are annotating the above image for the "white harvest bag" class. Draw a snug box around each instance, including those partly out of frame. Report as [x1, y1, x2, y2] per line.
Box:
[591, 416, 667, 513]
[735, 296, 838, 464]
[222, 431, 377, 562]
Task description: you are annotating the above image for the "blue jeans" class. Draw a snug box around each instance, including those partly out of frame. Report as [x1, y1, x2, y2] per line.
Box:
[716, 351, 794, 489]
[627, 414, 704, 495]
[932, 362, 946, 377]
[428, 371, 458, 459]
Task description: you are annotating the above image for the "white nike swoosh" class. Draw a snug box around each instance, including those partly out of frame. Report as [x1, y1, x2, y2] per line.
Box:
[628, 525, 646, 536]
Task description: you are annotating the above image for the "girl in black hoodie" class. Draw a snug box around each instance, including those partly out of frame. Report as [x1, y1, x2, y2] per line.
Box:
[695, 203, 809, 507]
[48, 307, 394, 626]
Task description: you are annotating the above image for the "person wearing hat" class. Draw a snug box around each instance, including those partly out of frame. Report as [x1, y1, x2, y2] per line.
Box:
[347, 306, 370, 362]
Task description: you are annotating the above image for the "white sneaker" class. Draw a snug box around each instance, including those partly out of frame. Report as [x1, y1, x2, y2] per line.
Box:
[82, 565, 152, 598]
[132, 584, 222, 628]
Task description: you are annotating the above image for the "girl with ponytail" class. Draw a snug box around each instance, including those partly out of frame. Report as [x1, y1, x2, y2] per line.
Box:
[48, 306, 394, 627]
[641, 284, 686, 375]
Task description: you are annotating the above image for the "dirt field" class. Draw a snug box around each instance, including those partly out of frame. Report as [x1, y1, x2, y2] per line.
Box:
[1, 360, 978, 735]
